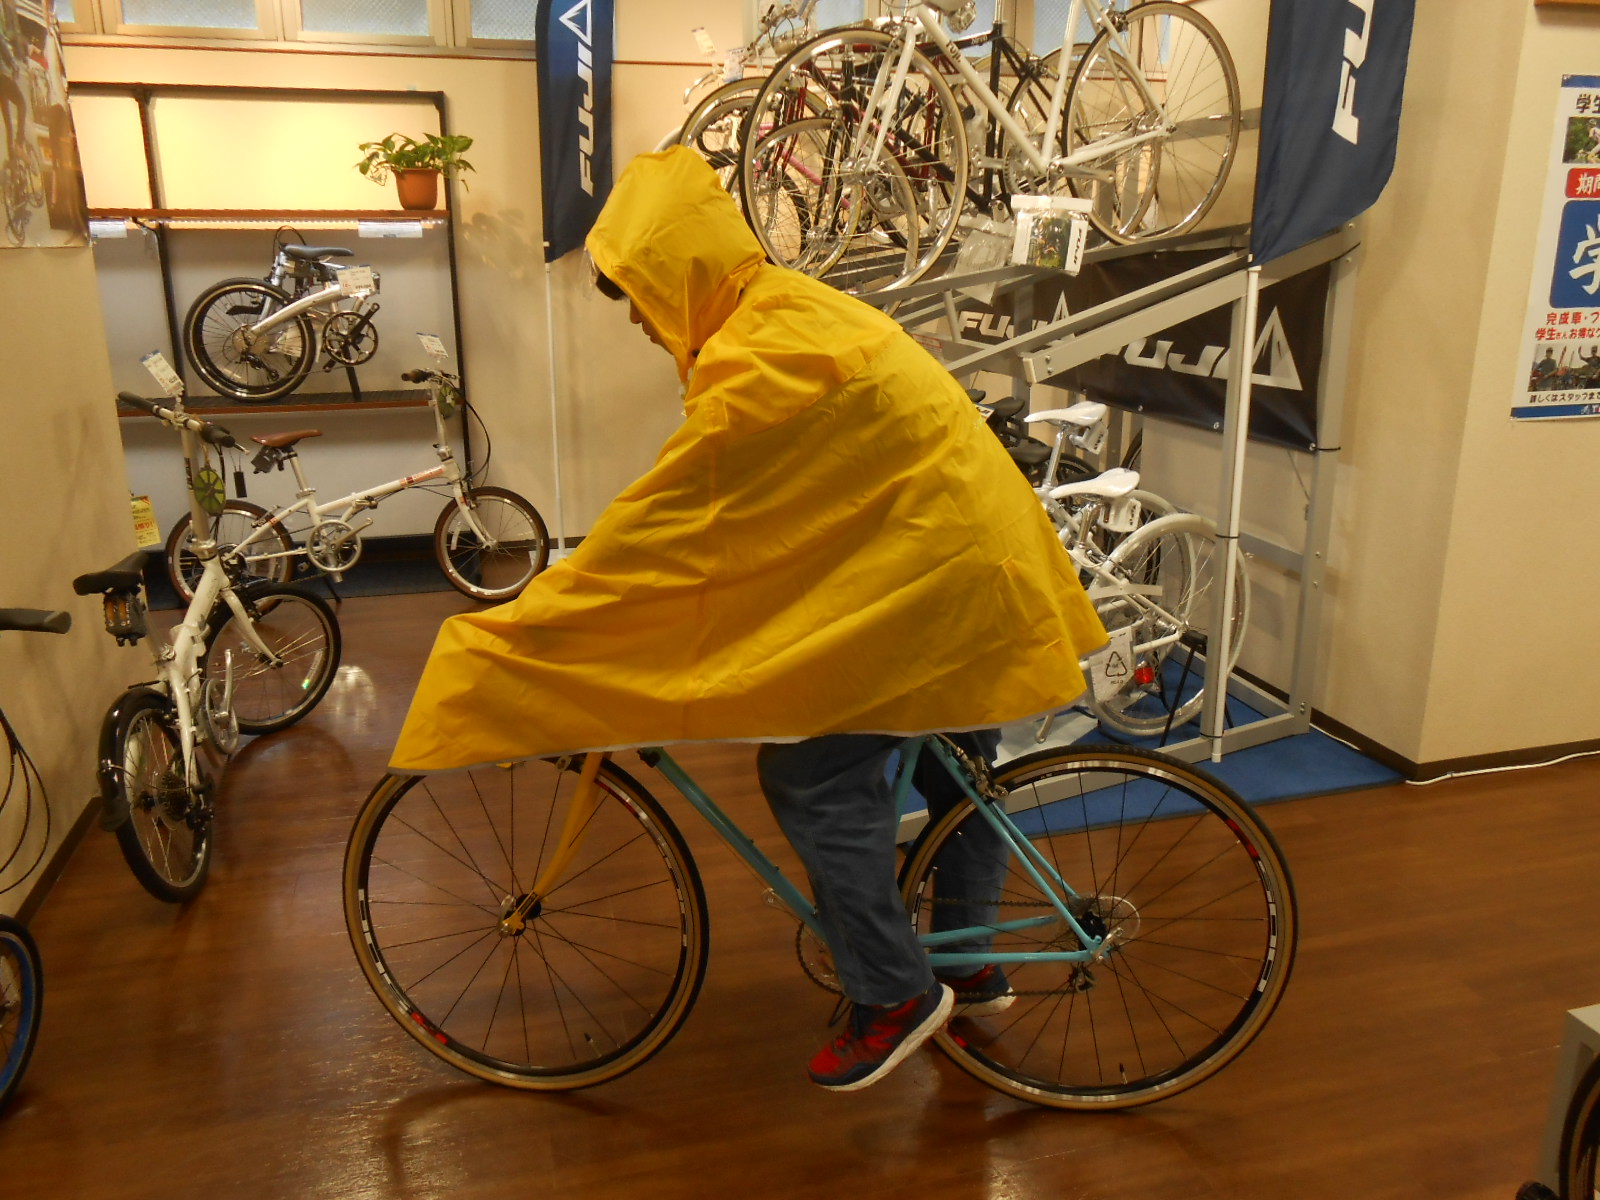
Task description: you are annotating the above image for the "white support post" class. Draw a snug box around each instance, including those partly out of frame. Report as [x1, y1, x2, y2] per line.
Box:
[542, 250, 570, 561]
[1205, 264, 1261, 762]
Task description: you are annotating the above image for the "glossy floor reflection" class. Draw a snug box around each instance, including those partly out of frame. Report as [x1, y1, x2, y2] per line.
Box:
[5, 590, 1598, 1200]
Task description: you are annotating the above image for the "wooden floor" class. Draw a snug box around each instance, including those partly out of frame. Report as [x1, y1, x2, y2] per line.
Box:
[5, 589, 1598, 1200]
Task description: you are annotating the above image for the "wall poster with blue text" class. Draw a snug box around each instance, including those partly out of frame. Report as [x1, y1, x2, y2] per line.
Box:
[1513, 75, 1600, 420]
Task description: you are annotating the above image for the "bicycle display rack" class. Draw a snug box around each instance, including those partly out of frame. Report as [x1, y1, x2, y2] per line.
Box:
[864, 222, 1362, 765]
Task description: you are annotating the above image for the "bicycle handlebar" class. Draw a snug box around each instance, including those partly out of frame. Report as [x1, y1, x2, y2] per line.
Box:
[117, 393, 240, 449]
[0, 609, 71, 635]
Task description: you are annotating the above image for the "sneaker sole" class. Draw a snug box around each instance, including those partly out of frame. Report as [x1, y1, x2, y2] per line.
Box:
[813, 985, 955, 1093]
[953, 993, 1015, 1018]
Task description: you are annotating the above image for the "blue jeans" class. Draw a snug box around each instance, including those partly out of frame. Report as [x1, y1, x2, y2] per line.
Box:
[756, 730, 1005, 1008]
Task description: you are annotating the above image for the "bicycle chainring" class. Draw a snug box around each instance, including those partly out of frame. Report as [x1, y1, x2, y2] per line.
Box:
[795, 923, 843, 995]
[306, 520, 363, 572]
[322, 309, 380, 366]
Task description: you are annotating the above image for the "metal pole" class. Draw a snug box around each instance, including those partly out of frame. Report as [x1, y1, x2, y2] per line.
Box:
[1205, 264, 1261, 762]
[542, 251, 570, 559]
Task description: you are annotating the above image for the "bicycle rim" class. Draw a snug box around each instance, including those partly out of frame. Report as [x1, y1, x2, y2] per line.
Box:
[344, 759, 709, 1090]
[1561, 1055, 1600, 1200]
[432, 487, 550, 603]
[115, 695, 211, 902]
[1088, 512, 1250, 739]
[902, 744, 1296, 1108]
[0, 919, 41, 1111]
[204, 585, 340, 734]
[1065, 2, 1240, 242]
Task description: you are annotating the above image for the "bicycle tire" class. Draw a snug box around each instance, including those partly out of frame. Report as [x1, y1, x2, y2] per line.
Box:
[202, 583, 340, 734]
[110, 690, 212, 903]
[1087, 510, 1250, 739]
[183, 277, 316, 402]
[164, 499, 296, 603]
[1064, 2, 1240, 243]
[1559, 1052, 1600, 1200]
[741, 26, 969, 293]
[343, 758, 710, 1090]
[432, 486, 551, 603]
[900, 743, 1296, 1108]
[677, 76, 768, 203]
[0, 914, 42, 1113]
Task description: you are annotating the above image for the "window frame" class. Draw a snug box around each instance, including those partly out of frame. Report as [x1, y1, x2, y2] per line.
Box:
[454, 0, 536, 50]
[97, 0, 280, 41]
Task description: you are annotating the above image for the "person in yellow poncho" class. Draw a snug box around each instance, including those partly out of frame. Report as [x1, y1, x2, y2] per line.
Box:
[391, 146, 1106, 1091]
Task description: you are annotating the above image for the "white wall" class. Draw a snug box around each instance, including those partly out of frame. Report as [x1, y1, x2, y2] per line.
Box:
[0, 249, 145, 916]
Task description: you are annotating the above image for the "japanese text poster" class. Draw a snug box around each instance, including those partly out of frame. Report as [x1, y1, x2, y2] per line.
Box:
[1514, 75, 1600, 419]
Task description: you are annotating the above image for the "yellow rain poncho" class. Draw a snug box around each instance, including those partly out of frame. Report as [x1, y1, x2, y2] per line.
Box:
[390, 148, 1106, 772]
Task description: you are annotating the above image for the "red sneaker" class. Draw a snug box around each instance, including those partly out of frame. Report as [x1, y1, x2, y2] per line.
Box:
[807, 983, 953, 1092]
[938, 964, 1015, 1017]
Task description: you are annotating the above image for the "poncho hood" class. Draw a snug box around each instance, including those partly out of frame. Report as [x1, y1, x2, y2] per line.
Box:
[388, 147, 1106, 772]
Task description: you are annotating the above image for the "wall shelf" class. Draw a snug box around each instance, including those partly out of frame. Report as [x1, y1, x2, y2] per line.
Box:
[90, 208, 448, 227]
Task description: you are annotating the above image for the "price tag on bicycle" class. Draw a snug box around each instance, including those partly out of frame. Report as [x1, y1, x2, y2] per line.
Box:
[339, 265, 376, 296]
[692, 26, 716, 56]
[141, 351, 185, 399]
[416, 333, 449, 361]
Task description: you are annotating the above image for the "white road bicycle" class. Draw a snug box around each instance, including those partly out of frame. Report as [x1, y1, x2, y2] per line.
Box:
[75, 394, 340, 902]
[163, 367, 550, 605]
[182, 233, 382, 403]
[739, 0, 1240, 292]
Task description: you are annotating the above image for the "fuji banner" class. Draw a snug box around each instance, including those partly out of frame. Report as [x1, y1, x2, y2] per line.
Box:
[536, 0, 614, 262]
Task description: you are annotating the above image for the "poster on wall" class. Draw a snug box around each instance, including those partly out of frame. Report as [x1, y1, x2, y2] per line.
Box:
[1511, 75, 1600, 420]
[0, 0, 86, 249]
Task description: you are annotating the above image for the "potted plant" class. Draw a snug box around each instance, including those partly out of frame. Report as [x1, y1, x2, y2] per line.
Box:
[355, 132, 476, 211]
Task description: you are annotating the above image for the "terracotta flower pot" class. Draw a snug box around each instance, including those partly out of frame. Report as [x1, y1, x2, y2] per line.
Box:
[394, 168, 440, 211]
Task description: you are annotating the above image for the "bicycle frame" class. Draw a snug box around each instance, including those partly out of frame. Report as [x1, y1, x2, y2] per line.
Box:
[159, 422, 282, 784]
[640, 737, 1110, 972]
[227, 379, 492, 573]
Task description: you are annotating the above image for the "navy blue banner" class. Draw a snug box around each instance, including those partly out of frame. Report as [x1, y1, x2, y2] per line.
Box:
[1251, 0, 1415, 264]
[536, 0, 613, 262]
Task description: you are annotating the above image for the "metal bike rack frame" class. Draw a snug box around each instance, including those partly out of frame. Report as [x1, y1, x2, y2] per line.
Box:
[864, 223, 1362, 765]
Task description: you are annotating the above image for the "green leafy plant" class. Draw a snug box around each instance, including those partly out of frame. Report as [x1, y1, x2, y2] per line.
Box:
[355, 132, 476, 188]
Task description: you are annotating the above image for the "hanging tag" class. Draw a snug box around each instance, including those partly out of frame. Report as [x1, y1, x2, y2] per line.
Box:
[339, 265, 376, 295]
[1085, 627, 1135, 701]
[692, 26, 717, 56]
[723, 46, 747, 82]
[131, 495, 162, 548]
[141, 351, 184, 398]
[233, 468, 248, 500]
[417, 332, 450, 361]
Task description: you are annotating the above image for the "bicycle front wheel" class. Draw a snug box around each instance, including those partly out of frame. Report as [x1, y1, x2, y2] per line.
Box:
[0, 915, 42, 1112]
[1064, 2, 1240, 242]
[432, 486, 551, 603]
[678, 76, 767, 204]
[202, 584, 340, 734]
[1560, 1053, 1600, 1200]
[901, 744, 1296, 1108]
[164, 499, 296, 602]
[111, 690, 212, 903]
[1087, 510, 1250, 739]
[343, 758, 709, 1089]
[183, 278, 316, 402]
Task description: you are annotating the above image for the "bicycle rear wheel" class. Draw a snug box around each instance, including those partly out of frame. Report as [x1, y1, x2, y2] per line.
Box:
[1086, 511, 1250, 739]
[432, 486, 550, 603]
[1560, 1053, 1600, 1200]
[109, 690, 212, 903]
[1064, 2, 1240, 242]
[343, 758, 709, 1089]
[741, 26, 968, 293]
[164, 500, 296, 602]
[678, 76, 767, 204]
[0, 914, 42, 1112]
[183, 278, 316, 402]
[900, 744, 1296, 1108]
[202, 584, 340, 734]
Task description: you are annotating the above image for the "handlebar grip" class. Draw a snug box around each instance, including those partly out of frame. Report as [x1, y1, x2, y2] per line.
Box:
[0, 608, 71, 635]
[118, 392, 164, 415]
[198, 422, 239, 449]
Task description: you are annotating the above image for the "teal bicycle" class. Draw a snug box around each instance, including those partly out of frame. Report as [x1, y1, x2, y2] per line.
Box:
[343, 739, 1297, 1109]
